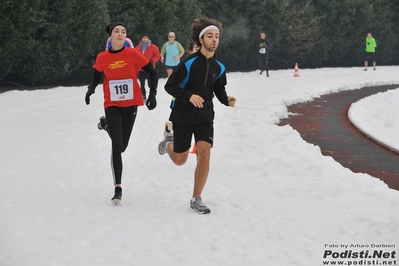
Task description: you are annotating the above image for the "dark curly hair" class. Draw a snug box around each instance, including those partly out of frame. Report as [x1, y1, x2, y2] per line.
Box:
[186, 41, 195, 53]
[191, 17, 223, 47]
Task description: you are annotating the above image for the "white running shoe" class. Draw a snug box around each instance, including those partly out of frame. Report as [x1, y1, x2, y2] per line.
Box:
[164, 121, 173, 137]
[158, 122, 173, 155]
[190, 196, 211, 214]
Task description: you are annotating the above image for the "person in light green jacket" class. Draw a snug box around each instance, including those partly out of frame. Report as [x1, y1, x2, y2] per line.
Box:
[364, 32, 377, 71]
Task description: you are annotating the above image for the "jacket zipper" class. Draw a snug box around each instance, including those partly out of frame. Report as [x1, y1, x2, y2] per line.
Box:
[204, 58, 211, 85]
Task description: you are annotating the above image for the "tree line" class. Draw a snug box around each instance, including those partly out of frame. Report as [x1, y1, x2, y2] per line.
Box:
[1, 0, 398, 88]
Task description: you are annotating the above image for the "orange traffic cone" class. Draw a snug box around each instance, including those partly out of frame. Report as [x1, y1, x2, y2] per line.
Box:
[293, 63, 300, 77]
[190, 142, 197, 154]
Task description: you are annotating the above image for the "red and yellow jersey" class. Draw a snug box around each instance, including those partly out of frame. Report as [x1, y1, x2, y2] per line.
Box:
[93, 48, 148, 108]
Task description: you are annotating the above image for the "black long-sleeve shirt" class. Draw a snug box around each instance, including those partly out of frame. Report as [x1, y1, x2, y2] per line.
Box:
[257, 38, 271, 55]
[165, 51, 229, 124]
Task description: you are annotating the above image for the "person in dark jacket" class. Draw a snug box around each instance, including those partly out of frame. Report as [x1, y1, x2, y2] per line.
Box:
[186, 41, 200, 55]
[157, 17, 236, 214]
[257, 31, 271, 77]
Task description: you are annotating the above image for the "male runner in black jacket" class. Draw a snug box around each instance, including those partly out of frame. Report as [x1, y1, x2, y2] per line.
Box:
[158, 17, 236, 214]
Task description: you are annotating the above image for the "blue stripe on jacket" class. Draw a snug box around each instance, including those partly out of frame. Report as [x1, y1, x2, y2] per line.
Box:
[171, 57, 197, 108]
[170, 56, 224, 108]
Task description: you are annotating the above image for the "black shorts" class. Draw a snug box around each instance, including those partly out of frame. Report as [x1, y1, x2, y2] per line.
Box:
[173, 122, 214, 153]
[165, 65, 177, 71]
[365, 52, 376, 62]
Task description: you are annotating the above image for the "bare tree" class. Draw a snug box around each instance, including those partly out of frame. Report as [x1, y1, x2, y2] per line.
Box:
[272, 1, 325, 67]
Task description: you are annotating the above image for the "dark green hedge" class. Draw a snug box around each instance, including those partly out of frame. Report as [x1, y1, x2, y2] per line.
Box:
[1, 0, 398, 87]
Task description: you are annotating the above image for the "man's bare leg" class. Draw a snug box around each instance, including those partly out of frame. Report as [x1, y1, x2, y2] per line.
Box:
[166, 140, 211, 196]
[192, 141, 211, 197]
[167, 142, 189, 166]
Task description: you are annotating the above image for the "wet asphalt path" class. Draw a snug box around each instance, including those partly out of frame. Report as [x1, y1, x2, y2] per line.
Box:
[279, 85, 399, 191]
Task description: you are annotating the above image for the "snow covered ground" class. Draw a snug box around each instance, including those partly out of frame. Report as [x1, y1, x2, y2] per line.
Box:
[349, 88, 399, 153]
[1, 66, 399, 266]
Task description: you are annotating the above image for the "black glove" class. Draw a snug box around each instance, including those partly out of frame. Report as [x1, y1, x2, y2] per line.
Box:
[85, 86, 95, 105]
[146, 94, 157, 110]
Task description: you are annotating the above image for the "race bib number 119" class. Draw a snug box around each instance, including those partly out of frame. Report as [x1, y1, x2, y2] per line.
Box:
[109, 79, 134, 101]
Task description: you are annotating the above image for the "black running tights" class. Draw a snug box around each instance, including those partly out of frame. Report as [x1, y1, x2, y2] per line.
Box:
[105, 105, 138, 185]
[257, 53, 269, 72]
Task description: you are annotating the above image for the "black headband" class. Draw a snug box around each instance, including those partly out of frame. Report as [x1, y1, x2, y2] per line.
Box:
[105, 22, 126, 36]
